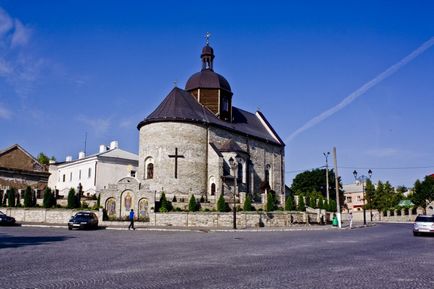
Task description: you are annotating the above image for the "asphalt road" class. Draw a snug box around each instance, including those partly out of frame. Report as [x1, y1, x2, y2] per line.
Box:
[0, 224, 433, 289]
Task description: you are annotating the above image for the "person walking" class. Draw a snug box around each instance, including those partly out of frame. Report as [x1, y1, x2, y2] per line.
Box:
[128, 209, 135, 230]
[348, 211, 353, 229]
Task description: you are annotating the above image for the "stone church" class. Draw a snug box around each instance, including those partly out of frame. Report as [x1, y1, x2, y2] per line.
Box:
[101, 41, 285, 219]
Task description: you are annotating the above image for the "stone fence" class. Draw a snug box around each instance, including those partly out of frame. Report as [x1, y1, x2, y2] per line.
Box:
[1, 207, 103, 224]
[1, 207, 328, 228]
[342, 207, 425, 223]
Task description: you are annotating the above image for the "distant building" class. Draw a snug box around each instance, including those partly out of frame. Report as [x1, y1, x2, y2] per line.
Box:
[343, 181, 365, 212]
[0, 144, 50, 201]
[48, 141, 138, 198]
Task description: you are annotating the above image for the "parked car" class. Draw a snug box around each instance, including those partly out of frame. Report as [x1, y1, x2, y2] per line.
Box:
[0, 211, 16, 226]
[68, 211, 99, 230]
[413, 215, 434, 236]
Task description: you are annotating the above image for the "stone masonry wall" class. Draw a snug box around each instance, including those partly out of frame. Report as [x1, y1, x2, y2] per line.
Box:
[2, 207, 103, 224]
[138, 122, 208, 195]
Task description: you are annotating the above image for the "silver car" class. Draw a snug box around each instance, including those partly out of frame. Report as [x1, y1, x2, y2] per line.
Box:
[413, 215, 434, 236]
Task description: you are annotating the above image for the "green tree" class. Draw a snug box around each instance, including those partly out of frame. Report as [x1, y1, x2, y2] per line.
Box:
[188, 195, 198, 212]
[297, 196, 305, 211]
[67, 188, 78, 209]
[265, 192, 276, 212]
[309, 195, 316, 208]
[290, 169, 343, 203]
[243, 195, 253, 211]
[317, 196, 324, 210]
[7, 188, 16, 207]
[412, 176, 434, 214]
[285, 195, 295, 211]
[37, 153, 50, 165]
[16, 190, 21, 207]
[24, 186, 33, 207]
[96, 194, 101, 208]
[328, 199, 337, 212]
[43, 188, 55, 208]
[159, 192, 171, 212]
[217, 194, 227, 212]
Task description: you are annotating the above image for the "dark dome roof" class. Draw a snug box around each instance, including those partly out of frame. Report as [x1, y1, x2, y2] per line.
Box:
[201, 45, 214, 56]
[185, 69, 232, 92]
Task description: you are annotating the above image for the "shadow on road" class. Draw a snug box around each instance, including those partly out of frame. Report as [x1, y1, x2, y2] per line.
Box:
[0, 235, 73, 249]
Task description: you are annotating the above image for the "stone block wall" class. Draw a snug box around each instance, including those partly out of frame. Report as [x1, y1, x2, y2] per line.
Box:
[2, 207, 103, 224]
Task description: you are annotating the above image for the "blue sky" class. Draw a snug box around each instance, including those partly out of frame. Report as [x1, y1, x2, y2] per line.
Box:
[1, 1, 433, 187]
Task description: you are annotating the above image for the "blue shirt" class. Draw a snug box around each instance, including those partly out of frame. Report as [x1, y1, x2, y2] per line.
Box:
[129, 211, 134, 220]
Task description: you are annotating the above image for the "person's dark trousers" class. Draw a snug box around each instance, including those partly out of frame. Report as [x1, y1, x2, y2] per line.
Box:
[128, 219, 135, 230]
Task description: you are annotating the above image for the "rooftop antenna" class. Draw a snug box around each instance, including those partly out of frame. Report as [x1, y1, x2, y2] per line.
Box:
[205, 32, 211, 45]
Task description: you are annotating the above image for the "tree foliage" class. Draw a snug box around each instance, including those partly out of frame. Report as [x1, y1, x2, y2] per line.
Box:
[291, 168, 344, 208]
[285, 195, 295, 211]
[67, 188, 79, 209]
[7, 188, 16, 207]
[159, 192, 171, 213]
[297, 196, 305, 211]
[243, 195, 253, 211]
[24, 186, 33, 207]
[411, 176, 434, 213]
[217, 194, 228, 212]
[265, 192, 276, 212]
[43, 187, 56, 208]
[188, 195, 198, 212]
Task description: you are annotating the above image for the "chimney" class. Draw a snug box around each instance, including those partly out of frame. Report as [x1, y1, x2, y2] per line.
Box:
[99, 144, 107, 153]
[109, 141, 119, 150]
[66, 156, 72, 162]
[78, 151, 86, 159]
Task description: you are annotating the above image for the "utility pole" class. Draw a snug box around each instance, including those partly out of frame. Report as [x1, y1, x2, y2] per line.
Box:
[333, 147, 341, 228]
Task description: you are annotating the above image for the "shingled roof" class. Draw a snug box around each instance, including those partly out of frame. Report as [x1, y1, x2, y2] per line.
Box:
[137, 87, 284, 146]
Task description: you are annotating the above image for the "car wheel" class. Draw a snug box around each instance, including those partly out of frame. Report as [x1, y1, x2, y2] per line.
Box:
[68, 226, 72, 230]
[413, 232, 419, 236]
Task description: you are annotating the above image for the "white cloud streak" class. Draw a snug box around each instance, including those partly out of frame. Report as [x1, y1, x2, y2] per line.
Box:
[77, 116, 111, 136]
[0, 103, 11, 119]
[286, 37, 434, 142]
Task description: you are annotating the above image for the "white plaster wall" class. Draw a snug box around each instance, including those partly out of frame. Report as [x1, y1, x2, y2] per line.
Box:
[95, 160, 137, 193]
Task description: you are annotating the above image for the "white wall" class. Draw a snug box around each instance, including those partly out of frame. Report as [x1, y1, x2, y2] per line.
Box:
[96, 160, 137, 193]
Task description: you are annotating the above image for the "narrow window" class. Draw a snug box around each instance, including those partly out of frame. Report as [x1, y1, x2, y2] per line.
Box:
[63, 174, 65, 182]
[88, 168, 92, 178]
[131, 170, 136, 177]
[211, 183, 216, 196]
[79, 170, 81, 180]
[237, 163, 243, 182]
[70, 172, 72, 181]
[147, 163, 154, 179]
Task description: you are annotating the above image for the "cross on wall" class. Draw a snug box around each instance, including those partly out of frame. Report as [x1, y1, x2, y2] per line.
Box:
[168, 148, 184, 179]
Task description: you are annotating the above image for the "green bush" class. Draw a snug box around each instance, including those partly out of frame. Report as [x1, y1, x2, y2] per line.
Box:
[265, 192, 276, 212]
[43, 187, 55, 208]
[159, 192, 172, 213]
[81, 201, 89, 209]
[318, 197, 324, 210]
[328, 199, 337, 212]
[285, 196, 295, 211]
[217, 194, 227, 212]
[297, 196, 306, 211]
[96, 194, 101, 208]
[7, 188, 16, 207]
[188, 195, 198, 212]
[309, 196, 316, 208]
[24, 186, 33, 207]
[67, 188, 78, 209]
[243, 195, 253, 211]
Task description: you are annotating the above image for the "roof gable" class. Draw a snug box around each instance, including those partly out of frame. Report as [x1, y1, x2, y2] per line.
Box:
[0, 144, 45, 172]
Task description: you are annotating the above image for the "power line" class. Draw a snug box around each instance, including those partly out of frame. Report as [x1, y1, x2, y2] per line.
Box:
[285, 165, 434, 174]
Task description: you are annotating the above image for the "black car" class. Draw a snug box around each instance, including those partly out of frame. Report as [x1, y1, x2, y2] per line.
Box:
[68, 211, 99, 230]
[0, 211, 16, 226]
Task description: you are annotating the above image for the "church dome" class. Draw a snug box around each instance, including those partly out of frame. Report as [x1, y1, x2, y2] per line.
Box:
[185, 43, 232, 93]
[185, 70, 231, 92]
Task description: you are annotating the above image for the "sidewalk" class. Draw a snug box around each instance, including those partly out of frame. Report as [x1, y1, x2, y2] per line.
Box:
[17, 222, 375, 232]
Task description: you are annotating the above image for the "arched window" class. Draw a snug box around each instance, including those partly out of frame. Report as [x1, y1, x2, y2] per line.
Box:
[147, 163, 154, 179]
[211, 183, 216, 195]
[237, 163, 243, 182]
[145, 157, 154, 180]
[265, 164, 271, 186]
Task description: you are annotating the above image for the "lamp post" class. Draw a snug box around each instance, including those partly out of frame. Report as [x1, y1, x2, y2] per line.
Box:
[352, 169, 373, 226]
[323, 152, 330, 202]
[229, 157, 240, 230]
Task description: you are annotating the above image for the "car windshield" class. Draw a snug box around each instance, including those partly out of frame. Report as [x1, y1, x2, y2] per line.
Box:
[415, 216, 434, 222]
[74, 214, 93, 221]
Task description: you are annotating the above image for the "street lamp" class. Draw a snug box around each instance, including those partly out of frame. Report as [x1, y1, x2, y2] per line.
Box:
[229, 157, 240, 230]
[323, 152, 330, 202]
[353, 169, 373, 226]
